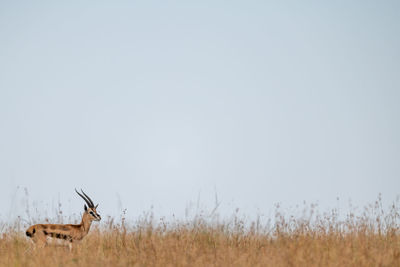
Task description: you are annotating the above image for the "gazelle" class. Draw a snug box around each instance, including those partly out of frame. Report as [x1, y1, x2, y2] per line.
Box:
[25, 189, 101, 250]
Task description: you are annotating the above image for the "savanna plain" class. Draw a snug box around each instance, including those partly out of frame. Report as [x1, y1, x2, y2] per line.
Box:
[1, 196, 399, 267]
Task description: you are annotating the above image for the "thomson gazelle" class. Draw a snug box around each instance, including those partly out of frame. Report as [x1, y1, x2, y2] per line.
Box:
[25, 189, 101, 250]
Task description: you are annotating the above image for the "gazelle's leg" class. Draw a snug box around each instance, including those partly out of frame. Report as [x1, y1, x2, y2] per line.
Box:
[24, 242, 34, 254]
[32, 231, 47, 249]
[69, 241, 73, 251]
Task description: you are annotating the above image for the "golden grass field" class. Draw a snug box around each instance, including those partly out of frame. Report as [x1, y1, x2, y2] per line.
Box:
[1, 198, 399, 266]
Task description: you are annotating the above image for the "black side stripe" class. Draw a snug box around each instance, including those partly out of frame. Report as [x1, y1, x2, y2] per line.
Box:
[46, 232, 73, 241]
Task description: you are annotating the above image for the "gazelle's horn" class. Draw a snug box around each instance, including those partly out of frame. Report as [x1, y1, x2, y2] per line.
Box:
[81, 189, 94, 207]
[75, 188, 93, 208]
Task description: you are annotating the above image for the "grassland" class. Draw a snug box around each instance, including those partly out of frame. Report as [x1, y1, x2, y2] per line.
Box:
[1, 198, 399, 266]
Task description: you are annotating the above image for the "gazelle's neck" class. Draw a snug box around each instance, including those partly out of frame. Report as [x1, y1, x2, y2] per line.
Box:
[80, 213, 93, 235]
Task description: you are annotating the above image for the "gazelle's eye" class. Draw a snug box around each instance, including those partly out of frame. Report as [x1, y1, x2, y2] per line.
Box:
[89, 211, 94, 216]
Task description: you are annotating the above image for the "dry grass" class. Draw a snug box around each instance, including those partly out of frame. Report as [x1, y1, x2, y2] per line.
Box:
[1, 198, 399, 266]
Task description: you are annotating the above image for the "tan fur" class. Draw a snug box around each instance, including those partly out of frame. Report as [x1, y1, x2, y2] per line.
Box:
[26, 191, 100, 250]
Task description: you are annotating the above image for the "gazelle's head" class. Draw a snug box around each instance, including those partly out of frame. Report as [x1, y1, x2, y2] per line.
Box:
[76, 189, 101, 222]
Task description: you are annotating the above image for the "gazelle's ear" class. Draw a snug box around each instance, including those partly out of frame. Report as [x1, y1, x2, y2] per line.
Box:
[84, 204, 88, 211]
[95, 204, 98, 209]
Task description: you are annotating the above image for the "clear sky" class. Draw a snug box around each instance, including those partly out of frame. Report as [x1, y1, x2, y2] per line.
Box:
[0, 1, 399, 221]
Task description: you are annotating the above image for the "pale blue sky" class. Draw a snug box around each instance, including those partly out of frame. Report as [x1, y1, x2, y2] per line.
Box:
[0, 1, 399, 221]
